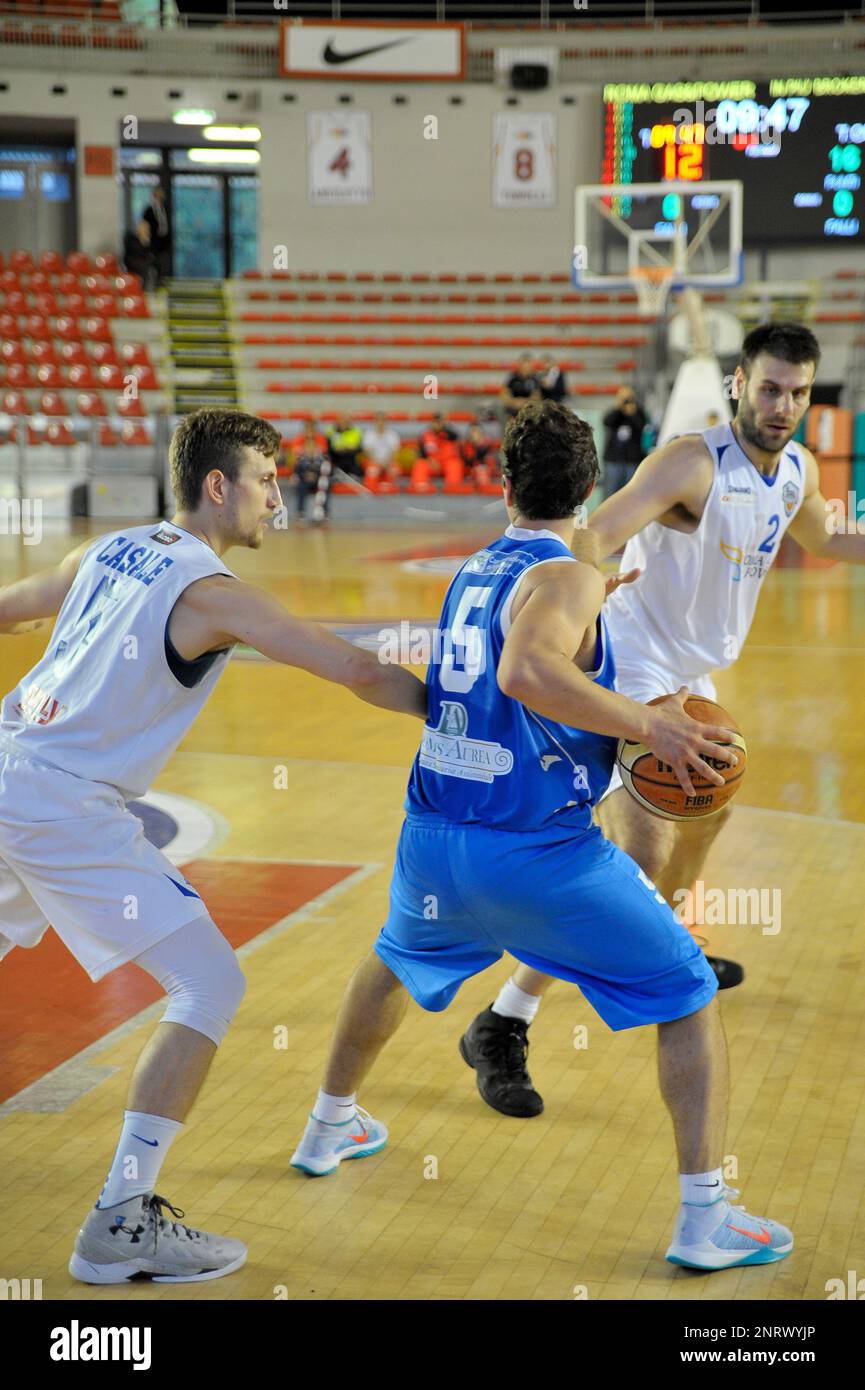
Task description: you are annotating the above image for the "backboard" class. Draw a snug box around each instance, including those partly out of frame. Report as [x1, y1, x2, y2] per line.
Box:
[573, 180, 743, 310]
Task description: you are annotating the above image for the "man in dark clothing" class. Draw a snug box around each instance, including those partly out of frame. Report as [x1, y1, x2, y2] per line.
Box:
[142, 187, 172, 285]
[602, 385, 648, 500]
[538, 353, 568, 404]
[500, 354, 540, 420]
[123, 219, 156, 291]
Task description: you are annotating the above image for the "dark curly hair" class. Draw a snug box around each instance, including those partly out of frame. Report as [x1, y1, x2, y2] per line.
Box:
[500, 400, 599, 520]
[169, 408, 281, 510]
[740, 321, 821, 377]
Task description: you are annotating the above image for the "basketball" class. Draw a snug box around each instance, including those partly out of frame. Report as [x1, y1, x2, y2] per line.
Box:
[616, 696, 747, 821]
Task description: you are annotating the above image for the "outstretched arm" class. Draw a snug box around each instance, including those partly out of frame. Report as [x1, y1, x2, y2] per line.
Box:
[173, 576, 427, 720]
[585, 433, 713, 561]
[0, 539, 92, 633]
[787, 449, 865, 562]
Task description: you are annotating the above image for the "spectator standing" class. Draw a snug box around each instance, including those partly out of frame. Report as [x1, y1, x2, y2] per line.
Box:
[327, 414, 364, 480]
[537, 353, 568, 404]
[142, 186, 172, 286]
[602, 385, 648, 500]
[123, 219, 156, 291]
[500, 353, 541, 421]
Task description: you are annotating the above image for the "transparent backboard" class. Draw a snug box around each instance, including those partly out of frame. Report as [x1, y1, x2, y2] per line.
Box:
[573, 180, 743, 291]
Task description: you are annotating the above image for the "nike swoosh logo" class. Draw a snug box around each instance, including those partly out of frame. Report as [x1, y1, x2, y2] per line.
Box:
[726, 1222, 771, 1245]
[322, 38, 409, 66]
[132, 1134, 159, 1147]
[349, 1125, 369, 1144]
[696, 1180, 720, 1187]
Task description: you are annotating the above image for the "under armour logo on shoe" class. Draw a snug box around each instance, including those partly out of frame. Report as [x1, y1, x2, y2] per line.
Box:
[110, 1219, 145, 1244]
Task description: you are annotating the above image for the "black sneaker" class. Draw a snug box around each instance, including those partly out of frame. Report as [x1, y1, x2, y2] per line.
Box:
[459, 1006, 544, 1117]
[706, 955, 744, 989]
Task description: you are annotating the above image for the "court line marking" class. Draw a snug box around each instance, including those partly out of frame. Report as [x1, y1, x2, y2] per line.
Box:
[0, 861, 381, 1116]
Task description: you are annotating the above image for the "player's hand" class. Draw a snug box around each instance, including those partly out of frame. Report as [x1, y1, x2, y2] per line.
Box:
[604, 567, 640, 598]
[644, 686, 739, 797]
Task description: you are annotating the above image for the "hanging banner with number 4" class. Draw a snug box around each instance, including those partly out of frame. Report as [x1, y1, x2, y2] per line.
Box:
[307, 110, 373, 205]
[492, 113, 557, 209]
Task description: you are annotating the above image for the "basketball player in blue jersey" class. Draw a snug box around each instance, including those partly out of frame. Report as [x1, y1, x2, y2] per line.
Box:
[463, 320, 865, 1122]
[292, 400, 794, 1271]
[0, 408, 426, 1284]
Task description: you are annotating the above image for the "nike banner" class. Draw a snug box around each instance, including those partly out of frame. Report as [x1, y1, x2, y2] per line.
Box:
[281, 21, 465, 80]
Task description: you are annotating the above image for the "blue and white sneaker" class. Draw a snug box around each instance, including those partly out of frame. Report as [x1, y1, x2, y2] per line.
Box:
[290, 1105, 387, 1177]
[666, 1187, 793, 1270]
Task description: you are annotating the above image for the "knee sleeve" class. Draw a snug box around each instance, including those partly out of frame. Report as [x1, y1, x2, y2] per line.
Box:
[133, 915, 246, 1046]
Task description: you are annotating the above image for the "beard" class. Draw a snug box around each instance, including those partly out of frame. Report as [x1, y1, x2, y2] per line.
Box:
[735, 398, 794, 454]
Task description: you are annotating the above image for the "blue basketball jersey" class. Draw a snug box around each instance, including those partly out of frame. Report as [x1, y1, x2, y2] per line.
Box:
[405, 524, 617, 832]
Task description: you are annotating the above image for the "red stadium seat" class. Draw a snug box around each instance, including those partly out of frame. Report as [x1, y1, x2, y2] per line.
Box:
[120, 421, 153, 447]
[22, 314, 49, 339]
[120, 342, 152, 367]
[29, 272, 50, 291]
[59, 341, 87, 366]
[97, 364, 124, 389]
[114, 273, 140, 294]
[90, 342, 120, 367]
[91, 294, 118, 318]
[0, 270, 18, 292]
[34, 292, 59, 317]
[67, 363, 97, 389]
[2, 391, 29, 414]
[98, 423, 121, 446]
[130, 366, 159, 391]
[36, 363, 63, 388]
[39, 391, 68, 416]
[44, 420, 76, 447]
[66, 252, 92, 274]
[85, 274, 112, 295]
[10, 250, 34, 273]
[58, 272, 80, 295]
[55, 315, 82, 341]
[116, 394, 145, 418]
[0, 313, 21, 340]
[6, 364, 35, 388]
[30, 342, 59, 369]
[83, 317, 111, 342]
[1, 341, 27, 366]
[76, 392, 107, 417]
[95, 253, 119, 274]
[120, 297, 149, 319]
[5, 291, 28, 315]
[62, 292, 88, 316]
[39, 251, 65, 275]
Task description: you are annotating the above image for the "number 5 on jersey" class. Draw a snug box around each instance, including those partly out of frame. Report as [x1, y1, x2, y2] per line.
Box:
[439, 586, 492, 694]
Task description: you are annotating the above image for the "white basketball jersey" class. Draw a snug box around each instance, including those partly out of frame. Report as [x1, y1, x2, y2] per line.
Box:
[1, 524, 236, 799]
[604, 422, 806, 680]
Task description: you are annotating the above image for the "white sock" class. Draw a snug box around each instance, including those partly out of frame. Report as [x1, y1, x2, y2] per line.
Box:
[679, 1168, 725, 1207]
[313, 1089, 357, 1125]
[96, 1110, 182, 1209]
[491, 977, 541, 1025]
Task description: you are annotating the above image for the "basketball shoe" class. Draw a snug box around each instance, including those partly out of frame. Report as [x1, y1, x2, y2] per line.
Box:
[69, 1192, 247, 1284]
[706, 955, 744, 989]
[290, 1105, 387, 1176]
[666, 1187, 793, 1270]
[459, 1006, 544, 1117]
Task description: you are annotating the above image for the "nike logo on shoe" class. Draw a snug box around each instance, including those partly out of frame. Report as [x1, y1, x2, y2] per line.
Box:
[696, 1180, 720, 1187]
[349, 1125, 369, 1144]
[322, 38, 408, 65]
[725, 1222, 771, 1245]
[132, 1135, 159, 1147]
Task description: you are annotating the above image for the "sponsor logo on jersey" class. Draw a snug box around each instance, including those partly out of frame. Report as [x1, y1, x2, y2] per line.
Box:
[782, 481, 800, 517]
[419, 701, 514, 783]
[719, 539, 771, 582]
[150, 528, 182, 546]
[16, 682, 67, 726]
[721, 486, 755, 506]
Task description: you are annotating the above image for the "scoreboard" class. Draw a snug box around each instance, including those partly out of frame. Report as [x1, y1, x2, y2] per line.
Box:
[602, 77, 865, 244]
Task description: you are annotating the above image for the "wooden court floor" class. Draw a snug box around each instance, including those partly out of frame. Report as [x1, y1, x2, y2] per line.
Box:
[1, 517, 865, 1302]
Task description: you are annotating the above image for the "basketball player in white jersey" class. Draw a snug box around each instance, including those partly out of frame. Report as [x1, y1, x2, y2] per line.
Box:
[462, 320, 865, 1118]
[0, 407, 426, 1283]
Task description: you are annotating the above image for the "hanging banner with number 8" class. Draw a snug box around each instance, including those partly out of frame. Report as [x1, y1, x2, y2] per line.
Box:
[492, 113, 557, 208]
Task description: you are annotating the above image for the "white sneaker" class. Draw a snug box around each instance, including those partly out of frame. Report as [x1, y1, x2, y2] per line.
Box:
[290, 1105, 387, 1177]
[666, 1187, 793, 1270]
[69, 1193, 247, 1284]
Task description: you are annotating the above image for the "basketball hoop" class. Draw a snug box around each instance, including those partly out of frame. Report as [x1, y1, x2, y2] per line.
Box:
[630, 266, 674, 318]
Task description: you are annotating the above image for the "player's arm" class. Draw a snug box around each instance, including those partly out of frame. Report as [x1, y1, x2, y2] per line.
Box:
[496, 562, 736, 795]
[174, 576, 427, 720]
[585, 434, 714, 562]
[787, 449, 865, 562]
[0, 539, 92, 633]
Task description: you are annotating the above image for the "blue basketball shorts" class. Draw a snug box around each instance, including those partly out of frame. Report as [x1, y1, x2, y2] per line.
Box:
[374, 815, 718, 1030]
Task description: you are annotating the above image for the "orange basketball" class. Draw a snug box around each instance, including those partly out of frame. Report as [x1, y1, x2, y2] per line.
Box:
[616, 696, 747, 821]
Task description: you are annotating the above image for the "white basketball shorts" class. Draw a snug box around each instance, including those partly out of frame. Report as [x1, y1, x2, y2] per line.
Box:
[602, 655, 718, 802]
[0, 741, 209, 981]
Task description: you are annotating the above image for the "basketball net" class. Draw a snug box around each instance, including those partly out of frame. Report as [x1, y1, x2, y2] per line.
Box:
[629, 266, 674, 319]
